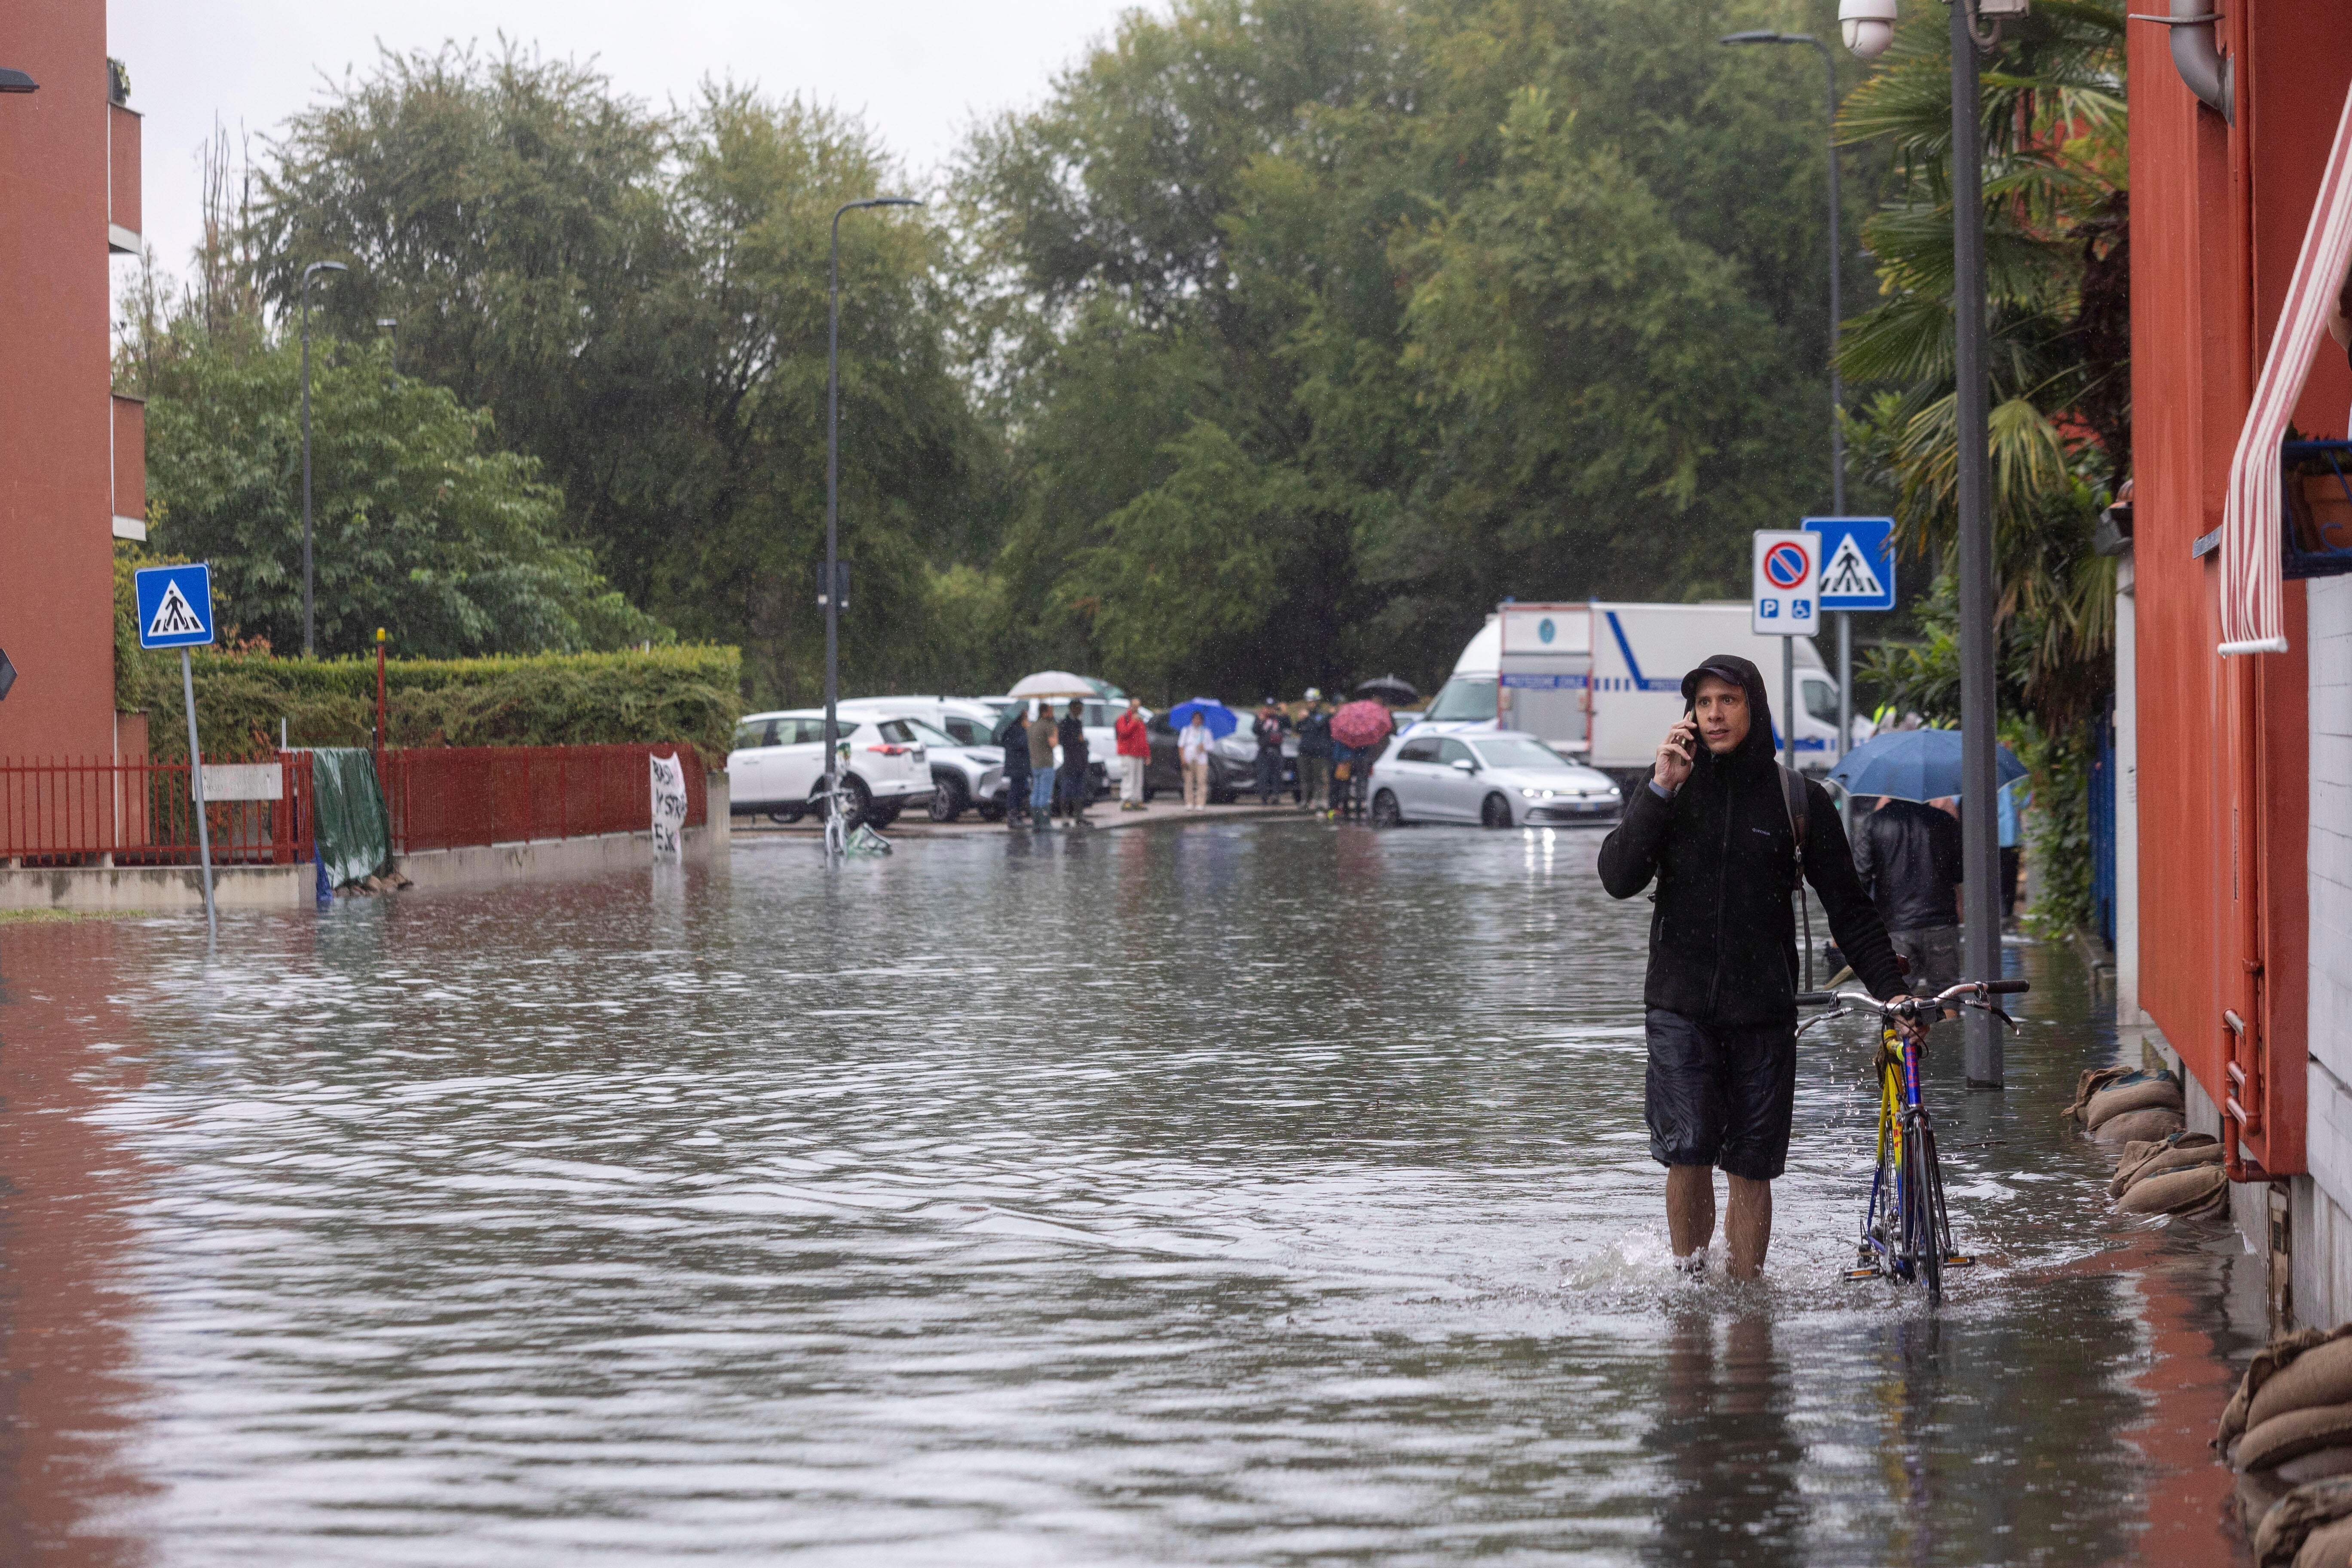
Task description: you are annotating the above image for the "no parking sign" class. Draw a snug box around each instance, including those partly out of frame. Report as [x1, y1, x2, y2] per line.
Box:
[1751, 531, 1819, 636]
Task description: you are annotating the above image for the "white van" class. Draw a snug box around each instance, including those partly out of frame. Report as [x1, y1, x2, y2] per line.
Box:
[1415, 602, 1843, 775]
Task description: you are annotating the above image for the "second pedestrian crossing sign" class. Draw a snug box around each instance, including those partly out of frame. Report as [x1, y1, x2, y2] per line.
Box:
[1807, 516, 1897, 612]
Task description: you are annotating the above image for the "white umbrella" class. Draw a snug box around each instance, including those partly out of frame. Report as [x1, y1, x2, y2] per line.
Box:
[1008, 670, 1098, 699]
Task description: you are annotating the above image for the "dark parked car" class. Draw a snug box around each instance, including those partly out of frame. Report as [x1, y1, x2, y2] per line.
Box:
[1143, 710, 1298, 803]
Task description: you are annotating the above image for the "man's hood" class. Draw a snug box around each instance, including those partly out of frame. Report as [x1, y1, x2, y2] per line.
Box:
[1680, 652, 1778, 775]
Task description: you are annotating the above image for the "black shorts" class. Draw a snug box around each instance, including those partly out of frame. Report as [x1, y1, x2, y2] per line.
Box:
[1644, 1008, 1798, 1181]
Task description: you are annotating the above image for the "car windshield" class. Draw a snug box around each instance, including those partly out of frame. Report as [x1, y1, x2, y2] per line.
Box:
[1473, 738, 1573, 771]
[1425, 677, 1497, 722]
[900, 718, 957, 747]
[1802, 680, 1841, 725]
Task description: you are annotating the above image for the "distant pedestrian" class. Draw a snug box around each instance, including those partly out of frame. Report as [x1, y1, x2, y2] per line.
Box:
[1026, 703, 1060, 830]
[1295, 690, 1331, 813]
[995, 703, 1032, 827]
[1852, 794, 1965, 994]
[1178, 709, 1213, 811]
[1058, 699, 1092, 822]
[1329, 739, 1358, 817]
[1252, 701, 1286, 805]
[1998, 778, 2028, 921]
[1115, 697, 1150, 812]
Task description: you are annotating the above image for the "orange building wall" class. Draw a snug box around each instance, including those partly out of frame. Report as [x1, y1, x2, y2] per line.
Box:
[2129, 1, 2352, 1176]
[0, 0, 128, 763]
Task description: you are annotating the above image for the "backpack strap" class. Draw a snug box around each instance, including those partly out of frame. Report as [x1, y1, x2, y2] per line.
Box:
[1778, 765, 1813, 991]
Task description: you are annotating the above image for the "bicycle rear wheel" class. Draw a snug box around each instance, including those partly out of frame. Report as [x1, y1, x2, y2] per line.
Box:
[1900, 1114, 1945, 1299]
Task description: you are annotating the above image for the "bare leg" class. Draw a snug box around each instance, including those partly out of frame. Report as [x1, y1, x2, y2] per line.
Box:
[1667, 1164, 1717, 1264]
[1724, 1174, 1773, 1280]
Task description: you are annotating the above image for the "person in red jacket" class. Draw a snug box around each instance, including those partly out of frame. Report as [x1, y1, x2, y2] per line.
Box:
[1114, 696, 1152, 812]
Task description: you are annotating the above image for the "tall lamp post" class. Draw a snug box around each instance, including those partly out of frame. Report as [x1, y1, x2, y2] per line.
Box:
[1721, 29, 1852, 784]
[300, 259, 348, 657]
[1839, 0, 2011, 1087]
[822, 196, 923, 855]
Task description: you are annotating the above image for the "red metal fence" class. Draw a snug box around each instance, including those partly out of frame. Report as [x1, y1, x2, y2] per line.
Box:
[383, 744, 707, 853]
[0, 744, 706, 864]
[0, 753, 316, 867]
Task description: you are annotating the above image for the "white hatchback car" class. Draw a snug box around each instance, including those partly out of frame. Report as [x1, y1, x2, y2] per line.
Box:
[728, 710, 936, 828]
[1369, 730, 1621, 829]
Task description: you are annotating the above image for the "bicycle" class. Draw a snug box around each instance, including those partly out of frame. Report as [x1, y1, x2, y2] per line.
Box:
[1796, 978, 2030, 1299]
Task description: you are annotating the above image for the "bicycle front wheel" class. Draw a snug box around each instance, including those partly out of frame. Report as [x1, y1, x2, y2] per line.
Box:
[1900, 1115, 1946, 1300]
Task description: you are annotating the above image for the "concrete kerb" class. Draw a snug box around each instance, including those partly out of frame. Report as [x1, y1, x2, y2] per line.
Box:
[729, 797, 1328, 844]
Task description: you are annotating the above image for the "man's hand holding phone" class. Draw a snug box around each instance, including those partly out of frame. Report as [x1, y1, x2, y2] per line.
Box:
[1653, 716, 1698, 795]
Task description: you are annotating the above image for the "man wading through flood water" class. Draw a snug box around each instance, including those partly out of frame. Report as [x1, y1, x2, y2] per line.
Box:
[1598, 655, 1914, 1279]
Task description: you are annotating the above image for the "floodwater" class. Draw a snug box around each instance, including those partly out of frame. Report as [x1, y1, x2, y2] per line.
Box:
[0, 821, 2267, 1565]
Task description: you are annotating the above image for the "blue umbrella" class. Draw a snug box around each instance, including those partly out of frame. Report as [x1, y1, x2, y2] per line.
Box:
[1168, 698, 1239, 739]
[1828, 728, 2026, 803]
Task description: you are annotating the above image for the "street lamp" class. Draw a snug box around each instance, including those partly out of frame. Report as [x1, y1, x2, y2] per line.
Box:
[1836, 0, 2016, 1087]
[300, 259, 349, 658]
[821, 196, 923, 854]
[1721, 28, 1853, 787]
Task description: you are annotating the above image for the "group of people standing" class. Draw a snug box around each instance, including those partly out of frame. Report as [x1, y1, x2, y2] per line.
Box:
[992, 699, 1097, 830]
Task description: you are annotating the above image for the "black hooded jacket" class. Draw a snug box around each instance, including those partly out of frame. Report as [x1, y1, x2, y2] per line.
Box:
[1597, 654, 1905, 1028]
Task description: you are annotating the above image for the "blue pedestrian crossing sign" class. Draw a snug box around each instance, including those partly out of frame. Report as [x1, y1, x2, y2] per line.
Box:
[134, 563, 216, 649]
[1809, 516, 1897, 612]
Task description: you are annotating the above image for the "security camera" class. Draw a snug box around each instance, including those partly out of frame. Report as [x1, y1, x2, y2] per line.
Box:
[1838, 0, 1898, 58]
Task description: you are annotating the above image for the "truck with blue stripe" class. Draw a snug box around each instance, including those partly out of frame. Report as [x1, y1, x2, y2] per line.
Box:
[1412, 602, 1844, 781]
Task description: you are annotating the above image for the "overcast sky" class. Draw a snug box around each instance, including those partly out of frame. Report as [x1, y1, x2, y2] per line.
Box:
[108, 0, 1140, 288]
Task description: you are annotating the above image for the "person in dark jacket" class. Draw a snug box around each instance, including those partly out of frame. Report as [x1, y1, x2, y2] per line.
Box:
[1252, 702, 1286, 805]
[1057, 699, 1091, 823]
[1598, 654, 1910, 1280]
[1852, 794, 1965, 991]
[1294, 691, 1332, 813]
[994, 705, 1032, 827]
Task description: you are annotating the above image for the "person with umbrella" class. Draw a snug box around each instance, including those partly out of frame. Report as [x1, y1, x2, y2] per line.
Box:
[1597, 655, 1910, 1281]
[1853, 792, 1965, 994]
[1178, 706, 1215, 811]
[993, 702, 1033, 828]
[1294, 689, 1331, 813]
[1025, 702, 1061, 830]
[1057, 698, 1092, 824]
[1328, 699, 1393, 819]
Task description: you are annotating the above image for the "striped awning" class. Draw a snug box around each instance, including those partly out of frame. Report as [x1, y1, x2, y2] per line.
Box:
[2220, 78, 2352, 655]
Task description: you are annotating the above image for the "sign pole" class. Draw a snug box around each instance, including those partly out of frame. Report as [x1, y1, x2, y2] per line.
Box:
[180, 649, 216, 939]
[1782, 639, 1796, 773]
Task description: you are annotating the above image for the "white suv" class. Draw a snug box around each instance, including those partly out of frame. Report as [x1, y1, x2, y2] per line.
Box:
[728, 710, 936, 829]
[838, 698, 1010, 822]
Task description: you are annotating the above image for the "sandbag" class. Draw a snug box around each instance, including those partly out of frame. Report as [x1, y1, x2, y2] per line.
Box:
[2293, 1515, 2352, 1568]
[2241, 1405, 2352, 1474]
[2118, 1163, 2229, 1216]
[2254, 1476, 2352, 1567]
[2084, 1070, 2185, 1130]
[2094, 1106, 2186, 1145]
[2226, 1327, 2352, 1461]
[2280, 1447, 2352, 1486]
[2256, 1345, 2352, 1434]
[2063, 1064, 2134, 1125]
[2110, 1133, 2223, 1197]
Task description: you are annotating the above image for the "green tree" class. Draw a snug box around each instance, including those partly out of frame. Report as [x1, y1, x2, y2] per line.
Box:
[142, 325, 668, 657]
[959, 0, 1889, 700]
[251, 47, 1005, 704]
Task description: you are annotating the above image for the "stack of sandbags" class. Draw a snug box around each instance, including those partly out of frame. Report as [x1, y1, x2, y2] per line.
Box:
[2223, 1328, 2352, 1562]
[2107, 1131, 2228, 1217]
[2063, 1063, 2186, 1144]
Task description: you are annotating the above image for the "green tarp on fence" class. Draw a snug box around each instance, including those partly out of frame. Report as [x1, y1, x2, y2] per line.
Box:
[311, 748, 391, 888]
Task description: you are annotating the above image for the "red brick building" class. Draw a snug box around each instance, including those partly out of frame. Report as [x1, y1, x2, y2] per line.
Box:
[0, 0, 143, 763]
[2122, 2, 2352, 1323]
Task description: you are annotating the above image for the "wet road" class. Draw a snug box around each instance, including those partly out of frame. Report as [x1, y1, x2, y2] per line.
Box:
[0, 821, 2264, 1563]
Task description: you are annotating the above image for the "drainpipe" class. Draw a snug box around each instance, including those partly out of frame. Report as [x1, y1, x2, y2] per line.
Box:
[2132, 0, 2232, 122]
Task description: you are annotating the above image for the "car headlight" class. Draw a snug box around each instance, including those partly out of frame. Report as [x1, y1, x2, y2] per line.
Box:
[1520, 787, 1551, 799]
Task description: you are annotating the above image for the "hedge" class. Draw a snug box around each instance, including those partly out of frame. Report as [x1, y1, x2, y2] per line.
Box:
[127, 645, 742, 767]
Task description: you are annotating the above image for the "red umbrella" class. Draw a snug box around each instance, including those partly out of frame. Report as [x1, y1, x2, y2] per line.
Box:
[1329, 699, 1394, 750]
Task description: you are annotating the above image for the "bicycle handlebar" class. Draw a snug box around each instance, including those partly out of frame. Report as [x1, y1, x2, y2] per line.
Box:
[1794, 978, 2030, 1034]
